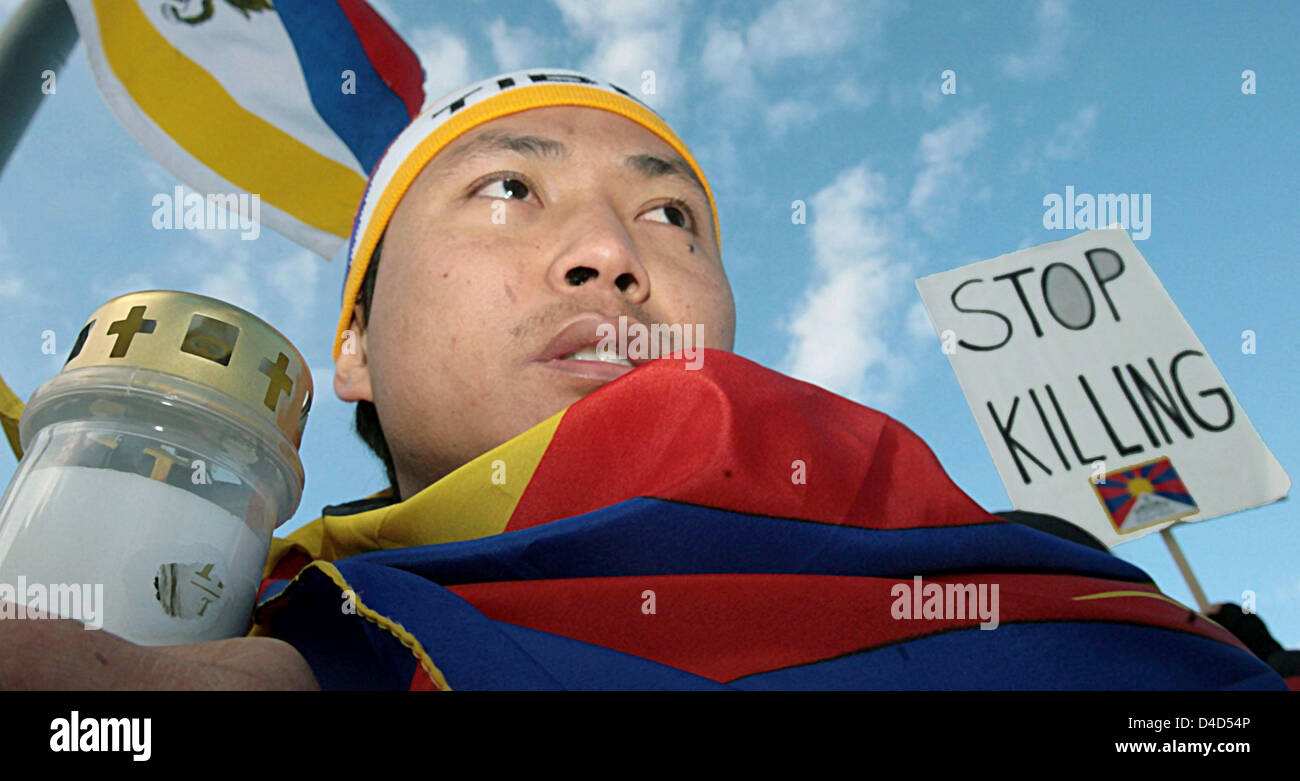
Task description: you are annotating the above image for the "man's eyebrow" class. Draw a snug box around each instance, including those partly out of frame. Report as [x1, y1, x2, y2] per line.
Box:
[622, 152, 711, 209]
[432, 131, 711, 208]
[432, 131, 569, 173]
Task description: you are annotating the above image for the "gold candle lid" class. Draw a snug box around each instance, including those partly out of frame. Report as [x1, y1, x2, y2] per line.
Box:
[61, 290, 313, 449]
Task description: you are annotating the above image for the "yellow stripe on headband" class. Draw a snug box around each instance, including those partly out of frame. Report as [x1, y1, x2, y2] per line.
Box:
[333, 78, 719, 361]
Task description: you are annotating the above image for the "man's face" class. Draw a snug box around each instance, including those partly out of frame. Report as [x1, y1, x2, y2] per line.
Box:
[335, 106, 736, 498]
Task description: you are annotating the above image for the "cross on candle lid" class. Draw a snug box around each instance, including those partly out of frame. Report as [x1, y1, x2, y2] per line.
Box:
[59, 290, 313, 451]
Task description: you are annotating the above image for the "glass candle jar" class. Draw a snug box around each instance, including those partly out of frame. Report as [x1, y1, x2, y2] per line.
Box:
[0, 291, 312, 645]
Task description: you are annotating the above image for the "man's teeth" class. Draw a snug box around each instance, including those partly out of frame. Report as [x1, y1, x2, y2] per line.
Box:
[560, 346, 633, 367]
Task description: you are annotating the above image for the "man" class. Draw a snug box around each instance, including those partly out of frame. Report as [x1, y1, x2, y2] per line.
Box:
[0, 69, 1286, 690]
[329, 83, 735, 500]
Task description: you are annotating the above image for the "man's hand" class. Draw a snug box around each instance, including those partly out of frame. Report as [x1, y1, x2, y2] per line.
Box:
[0, 603, 319, 690]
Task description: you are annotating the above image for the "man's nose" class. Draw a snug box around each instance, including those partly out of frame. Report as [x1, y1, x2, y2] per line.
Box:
[546, 202, 650, 304]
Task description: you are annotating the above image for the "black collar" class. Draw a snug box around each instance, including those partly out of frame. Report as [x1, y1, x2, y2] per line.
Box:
[320, 488, 398, 518]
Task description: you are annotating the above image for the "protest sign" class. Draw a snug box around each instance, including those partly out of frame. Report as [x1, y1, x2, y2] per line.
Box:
[916, 229, 1290, 547]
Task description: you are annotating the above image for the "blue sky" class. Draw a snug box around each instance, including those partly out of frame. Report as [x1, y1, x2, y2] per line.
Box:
[0, 0, 1295, 645]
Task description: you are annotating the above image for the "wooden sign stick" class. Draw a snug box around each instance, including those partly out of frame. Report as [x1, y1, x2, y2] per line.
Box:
[1160, 526, 1210, 613]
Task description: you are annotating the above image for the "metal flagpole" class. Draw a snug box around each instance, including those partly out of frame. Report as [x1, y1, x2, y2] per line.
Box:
[0, 0, 79, 180]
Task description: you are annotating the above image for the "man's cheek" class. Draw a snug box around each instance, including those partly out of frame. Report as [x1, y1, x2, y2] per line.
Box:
[695, 278, 736, 349]
[654, 294, 729, 351]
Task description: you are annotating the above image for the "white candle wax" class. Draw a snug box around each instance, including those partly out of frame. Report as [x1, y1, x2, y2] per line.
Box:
[0, 465, 269, 644]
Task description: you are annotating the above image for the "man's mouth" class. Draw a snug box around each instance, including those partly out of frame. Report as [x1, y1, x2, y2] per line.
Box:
[558, 345, 633, 367]
[532, 314, 648, 383]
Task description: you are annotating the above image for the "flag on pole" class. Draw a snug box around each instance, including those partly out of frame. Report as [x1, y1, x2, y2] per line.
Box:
[65, 0, 425, 258]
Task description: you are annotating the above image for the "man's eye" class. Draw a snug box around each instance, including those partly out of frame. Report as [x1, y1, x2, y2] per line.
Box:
[643, 201, 694, 231]
[473, 176, 533, 201]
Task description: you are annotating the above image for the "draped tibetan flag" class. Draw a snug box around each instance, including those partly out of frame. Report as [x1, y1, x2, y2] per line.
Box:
[251, 351, 1286, 690]
[66, 0, 424, 258]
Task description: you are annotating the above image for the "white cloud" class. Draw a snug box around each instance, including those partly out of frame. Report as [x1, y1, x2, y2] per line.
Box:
[266, 249, 321, 327]
[552, 0, 664, 34]
[904, 299, 935, 342]
[408, 26, 475, 109]
[700, 21, 753, 98]
[173, 230, 321, 334]
[920, 76, 945, 112]
[834, 79, 877, 110]
[888, 75, 931, 112]
[1011, 104, 1098, 177]
[763, 99, 821, 136]
[136, 158, 175, 193]
[589, 28, 677, 97]
[746, 0, 873, 63]
[485, 17, 549, 72]
[366, 0, 401, 26]
[551, 0, 686, 109]
[700, 0, 896, 105]
[192, 244, 260, 317]
[908, 107, 993, 221]
[1002, 0, 1072, 81]
[1044, 105, 1098, 159]
[781, 164, 913, 408]
[689, 126, 743, 200]
[0, 223, 26, 301]
[90, 270, 160, 303]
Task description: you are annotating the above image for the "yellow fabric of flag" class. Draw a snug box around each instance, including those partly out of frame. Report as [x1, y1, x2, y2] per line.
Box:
[0, 370, 24, 461]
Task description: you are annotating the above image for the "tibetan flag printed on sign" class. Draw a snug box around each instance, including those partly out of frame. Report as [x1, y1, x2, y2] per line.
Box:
[1093, 457, 1199, 535]
[66, 0, 424, 258]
